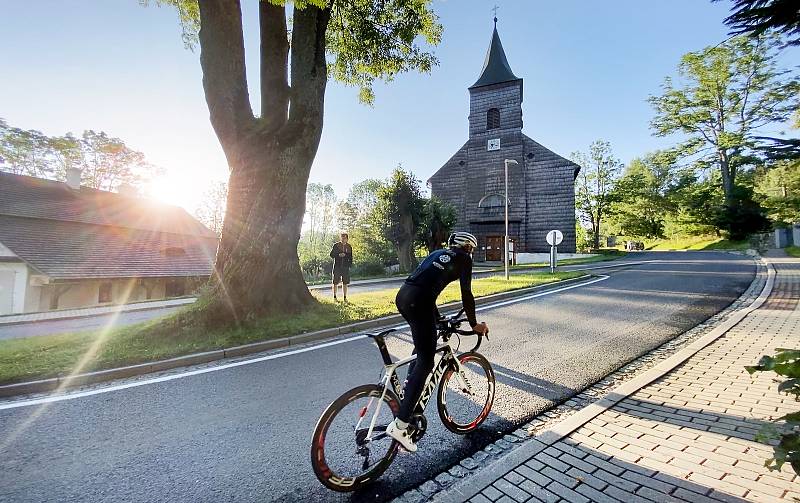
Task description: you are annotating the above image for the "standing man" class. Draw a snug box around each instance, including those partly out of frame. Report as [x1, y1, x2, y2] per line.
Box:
[330, 233, 353, 302]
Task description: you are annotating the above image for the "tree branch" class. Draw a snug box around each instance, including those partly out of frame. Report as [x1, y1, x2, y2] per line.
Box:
[259, 1, 289, 131]
[288, 4, 331, 137]
[197, 0, 254, 151]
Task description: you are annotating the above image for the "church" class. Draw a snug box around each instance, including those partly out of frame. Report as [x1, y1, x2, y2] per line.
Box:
[428, 21, 579, 261]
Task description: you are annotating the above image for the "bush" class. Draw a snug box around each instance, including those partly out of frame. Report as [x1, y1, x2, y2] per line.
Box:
[746, 348, 800, 474]
[716, 188, 771, 241]
[301, 256, 332, 279]
[351, 256, 387, 277]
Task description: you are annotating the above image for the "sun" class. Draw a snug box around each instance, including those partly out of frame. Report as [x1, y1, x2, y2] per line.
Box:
[145, 171, 204, 213]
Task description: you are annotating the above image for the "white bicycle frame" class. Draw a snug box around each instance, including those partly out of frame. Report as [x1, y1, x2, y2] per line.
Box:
[356, 340, 474, 442]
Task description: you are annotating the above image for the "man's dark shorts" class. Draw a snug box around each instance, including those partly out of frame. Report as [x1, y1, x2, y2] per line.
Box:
[333, 268, 350, 285]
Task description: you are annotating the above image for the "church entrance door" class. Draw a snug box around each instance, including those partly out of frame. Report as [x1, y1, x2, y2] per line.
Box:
[485, 236, 504, 261]
[485, 235, 517, 262]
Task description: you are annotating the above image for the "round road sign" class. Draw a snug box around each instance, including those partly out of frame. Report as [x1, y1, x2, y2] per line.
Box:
[546, 229, 563, 246]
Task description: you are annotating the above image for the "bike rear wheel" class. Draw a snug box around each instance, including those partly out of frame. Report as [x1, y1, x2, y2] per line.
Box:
[437, 352, 495, 434]
[311, 384, 400, 492]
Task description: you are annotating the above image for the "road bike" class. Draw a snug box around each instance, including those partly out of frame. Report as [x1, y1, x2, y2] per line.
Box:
[310, 308, 496, 492]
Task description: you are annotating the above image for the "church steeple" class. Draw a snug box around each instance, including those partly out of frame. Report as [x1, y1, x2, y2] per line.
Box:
[470, 23, 519, 89]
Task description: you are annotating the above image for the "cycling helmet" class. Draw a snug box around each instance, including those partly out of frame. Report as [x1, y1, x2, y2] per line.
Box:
[448, 231, 478, 249]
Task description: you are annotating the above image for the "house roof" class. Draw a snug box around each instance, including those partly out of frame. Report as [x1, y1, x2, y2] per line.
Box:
[0, 172, 218, 280]
[470, 24, 520, 89]
[0, 172, 215, 238]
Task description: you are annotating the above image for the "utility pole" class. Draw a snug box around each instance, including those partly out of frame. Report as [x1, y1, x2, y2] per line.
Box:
[504, 159, 518, 280]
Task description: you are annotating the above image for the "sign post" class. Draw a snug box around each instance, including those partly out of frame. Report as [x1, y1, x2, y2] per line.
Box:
[546, 230, 564, 273]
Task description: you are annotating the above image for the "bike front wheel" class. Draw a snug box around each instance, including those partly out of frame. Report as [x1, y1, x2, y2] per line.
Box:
[437, 352, 495, 434]
[310, 384, 400, 492]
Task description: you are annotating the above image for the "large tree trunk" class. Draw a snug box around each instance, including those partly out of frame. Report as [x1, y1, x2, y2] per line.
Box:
[196, 0, 329, 326]
[396, 209, 418, 272]
[397, 239, 417, 273]
[204, 143, 316, 325]
[719, 150, 735, 207]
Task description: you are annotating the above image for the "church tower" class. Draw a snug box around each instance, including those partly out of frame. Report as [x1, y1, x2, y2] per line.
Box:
[429, 20, 579, 259]
[468, 22, 523, 141]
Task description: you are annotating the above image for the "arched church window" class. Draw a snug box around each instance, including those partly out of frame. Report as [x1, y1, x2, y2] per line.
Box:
[478, 193, 508, 208]
[487, 108, 500, 130]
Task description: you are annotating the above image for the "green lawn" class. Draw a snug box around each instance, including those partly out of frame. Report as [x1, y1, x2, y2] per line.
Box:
[0, 270, 584, 385]
[647, 236, 750, 251]
[786, 246, 800, 258]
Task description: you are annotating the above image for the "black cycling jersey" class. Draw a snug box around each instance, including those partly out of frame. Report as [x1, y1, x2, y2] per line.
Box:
[404, 247, 477, 327]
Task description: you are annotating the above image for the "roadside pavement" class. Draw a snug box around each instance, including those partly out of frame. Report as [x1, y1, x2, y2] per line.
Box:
[408, 255, 799, 502]
[0, 296, 195, 325]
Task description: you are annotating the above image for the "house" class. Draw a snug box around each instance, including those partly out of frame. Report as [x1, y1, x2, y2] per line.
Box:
[428, 21, 579, 260]
[0, 169, 218, 315]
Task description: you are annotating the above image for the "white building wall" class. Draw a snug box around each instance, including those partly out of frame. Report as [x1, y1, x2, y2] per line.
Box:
[42, 278, 174, 311]
[0, 262, 29, 315]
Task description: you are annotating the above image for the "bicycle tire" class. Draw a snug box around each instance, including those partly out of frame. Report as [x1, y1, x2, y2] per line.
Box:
[437, 352, 495, 434]
[311, 384, 400, 492]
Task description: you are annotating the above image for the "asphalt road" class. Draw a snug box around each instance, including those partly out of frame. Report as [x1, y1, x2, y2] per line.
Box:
[0, 251, 755, 503]
[0, 259, 616, 339]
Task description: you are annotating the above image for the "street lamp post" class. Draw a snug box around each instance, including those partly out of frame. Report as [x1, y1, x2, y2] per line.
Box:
[504, 158, 518, 280]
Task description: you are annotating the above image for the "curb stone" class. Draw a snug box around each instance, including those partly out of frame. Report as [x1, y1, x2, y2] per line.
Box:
[0, 274, 596, 398]
[393, 256, 767, 503]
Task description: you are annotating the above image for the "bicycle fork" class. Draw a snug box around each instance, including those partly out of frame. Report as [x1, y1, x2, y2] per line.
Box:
[452, 356, 475, 396]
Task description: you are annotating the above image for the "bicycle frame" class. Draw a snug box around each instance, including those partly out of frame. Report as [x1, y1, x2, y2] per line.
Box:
[357, 331, 474, 442]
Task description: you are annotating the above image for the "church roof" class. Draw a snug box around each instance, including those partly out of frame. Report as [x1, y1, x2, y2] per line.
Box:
[470, 23, 520, 89]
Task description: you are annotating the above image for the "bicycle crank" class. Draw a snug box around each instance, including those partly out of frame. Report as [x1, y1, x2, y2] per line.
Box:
[409, 413, 428, 442]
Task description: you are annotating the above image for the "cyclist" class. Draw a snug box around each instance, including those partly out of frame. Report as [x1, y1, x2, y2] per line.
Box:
[386, 231, 489, 452]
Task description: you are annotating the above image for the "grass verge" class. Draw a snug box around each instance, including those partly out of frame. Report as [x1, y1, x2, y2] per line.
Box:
[0, 271, 584, 385]
[786, 246, 800, 258]
[648, 235, 750, 251]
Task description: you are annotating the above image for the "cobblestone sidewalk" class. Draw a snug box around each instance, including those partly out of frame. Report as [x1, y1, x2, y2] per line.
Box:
[420, 257, 799, 503]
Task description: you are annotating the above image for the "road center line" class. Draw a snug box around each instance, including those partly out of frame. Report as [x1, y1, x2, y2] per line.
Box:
[0, 275, 609, 410]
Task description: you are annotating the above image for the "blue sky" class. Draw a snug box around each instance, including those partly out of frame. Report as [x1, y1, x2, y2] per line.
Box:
[1, 1, 797, 212]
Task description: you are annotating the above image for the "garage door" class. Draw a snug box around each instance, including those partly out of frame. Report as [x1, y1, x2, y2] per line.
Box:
[0, 271, 15, 315]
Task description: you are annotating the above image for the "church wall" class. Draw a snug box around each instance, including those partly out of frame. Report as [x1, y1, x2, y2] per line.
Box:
[523, 136, 577, 253]
[430, 144, 468, 230]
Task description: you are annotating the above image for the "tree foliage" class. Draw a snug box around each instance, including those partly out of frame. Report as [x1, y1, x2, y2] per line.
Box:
[717, 0, 800, 47]
[299, 183, 338, 276]
[572, 140, 622, 249]
[746, 348, 800, 474]
[337, 178, 394, 269]
[146, 0, 441, 104]
[418, 196, 457, 253]
[195, 180, 228, 237]
[649, 35, 799, 206]
[374, 167, 425, 272]
[754, 160, 800, 224]
[0, 119, 53, 179]
[0, 119, 155, 192]
[608, 153, 676, 239]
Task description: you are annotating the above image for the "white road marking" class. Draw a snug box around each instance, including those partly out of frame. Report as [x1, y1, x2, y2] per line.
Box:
[0, 275, 609, 410]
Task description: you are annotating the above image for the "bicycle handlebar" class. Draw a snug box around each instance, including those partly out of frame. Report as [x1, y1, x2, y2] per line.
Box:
[439, 308, 487, 352]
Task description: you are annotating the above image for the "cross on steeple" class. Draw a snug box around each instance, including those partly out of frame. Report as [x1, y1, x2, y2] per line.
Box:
[492, 5, 499, 25]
